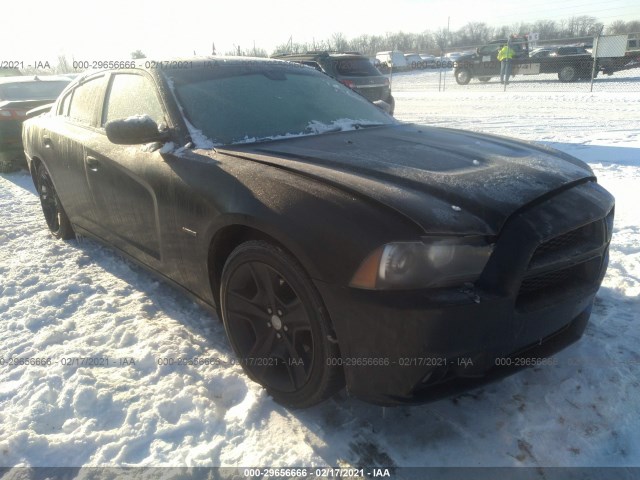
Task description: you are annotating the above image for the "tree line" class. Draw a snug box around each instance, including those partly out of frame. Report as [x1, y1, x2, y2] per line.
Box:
[231, 17, 640, 57]
[19, 16, 640, 74]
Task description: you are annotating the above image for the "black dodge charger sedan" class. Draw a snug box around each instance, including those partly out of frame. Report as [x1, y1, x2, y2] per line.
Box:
[22, 57, 614, 407]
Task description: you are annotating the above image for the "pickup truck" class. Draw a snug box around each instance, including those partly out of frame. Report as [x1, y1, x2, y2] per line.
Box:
[454, 37, 640, 84]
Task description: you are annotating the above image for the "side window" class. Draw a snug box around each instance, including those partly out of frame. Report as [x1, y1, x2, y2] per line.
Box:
[58, 92, 72, 116]
[68, 76, 104, 126]
[103, 74, 165, 126]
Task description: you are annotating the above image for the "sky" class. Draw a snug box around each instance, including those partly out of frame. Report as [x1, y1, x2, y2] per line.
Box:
[3, 0, 640, 63]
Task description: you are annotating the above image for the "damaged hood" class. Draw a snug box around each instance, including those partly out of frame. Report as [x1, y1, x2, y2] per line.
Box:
[222, 124, 594, 235]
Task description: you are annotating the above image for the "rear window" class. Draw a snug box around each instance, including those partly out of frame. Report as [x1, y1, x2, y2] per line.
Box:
[333, 59, 381, 76]
[68, 76, 104, 126]
[0, 81, 69, 101]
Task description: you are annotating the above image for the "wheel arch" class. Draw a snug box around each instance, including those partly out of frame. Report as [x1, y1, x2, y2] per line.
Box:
[28, 155, 44, 188]
[206, 220, 323, 312]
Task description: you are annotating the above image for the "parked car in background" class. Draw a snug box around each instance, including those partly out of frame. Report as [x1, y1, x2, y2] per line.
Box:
[0, 75, 71, 172]
[530, 48, 554, 59]
[434, 55, 454, 68]
[420, 54, 436, 67]
[445, 52, 464, 65]
[550, 46, 589, 56]
[272, 51, 394, 115]
[0, 68, 22, 77]
[23, 57, 614, 407]
[404, 53, 425, 69]
[375, 51, 408, 72]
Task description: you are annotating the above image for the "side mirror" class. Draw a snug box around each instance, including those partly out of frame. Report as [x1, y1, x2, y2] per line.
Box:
[105, 115, 168, 145]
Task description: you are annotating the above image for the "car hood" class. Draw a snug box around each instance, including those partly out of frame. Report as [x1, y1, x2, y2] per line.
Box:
[223, 124, 594, 235]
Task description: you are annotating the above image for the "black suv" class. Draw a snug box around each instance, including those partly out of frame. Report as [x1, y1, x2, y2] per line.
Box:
[272, 52, 395, 114]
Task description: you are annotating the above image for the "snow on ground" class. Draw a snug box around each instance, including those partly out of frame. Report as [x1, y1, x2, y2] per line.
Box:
[390, 66, 640, 92]
[0, 70, 639, 472]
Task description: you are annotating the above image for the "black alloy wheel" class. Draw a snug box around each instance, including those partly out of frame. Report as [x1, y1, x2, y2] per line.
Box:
[220, 241, 343, 407]
[36, 164, 74, 239]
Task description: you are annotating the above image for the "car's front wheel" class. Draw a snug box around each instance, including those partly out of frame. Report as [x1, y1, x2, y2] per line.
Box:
[220, 240, 344, 408]
[36, 164, 75, 239]
[455, 68, 472, 85]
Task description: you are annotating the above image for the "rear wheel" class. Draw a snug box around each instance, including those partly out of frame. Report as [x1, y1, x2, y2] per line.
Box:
[36, 164, 74, 239]
[478, 76, 492, 83]
[558, 65, 578, 82]
[220, 240, 344, 408]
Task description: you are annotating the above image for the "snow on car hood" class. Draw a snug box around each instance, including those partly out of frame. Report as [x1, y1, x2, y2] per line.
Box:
[223, 123, 595, 235]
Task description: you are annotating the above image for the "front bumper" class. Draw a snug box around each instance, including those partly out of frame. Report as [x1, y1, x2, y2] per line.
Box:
[316, 181, 614, 405]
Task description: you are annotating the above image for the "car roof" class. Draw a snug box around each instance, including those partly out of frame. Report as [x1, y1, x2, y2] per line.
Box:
[271, 52, 367, 60]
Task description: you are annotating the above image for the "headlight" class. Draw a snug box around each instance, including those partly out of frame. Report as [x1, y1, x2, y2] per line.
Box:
[350, 237, 494, 290]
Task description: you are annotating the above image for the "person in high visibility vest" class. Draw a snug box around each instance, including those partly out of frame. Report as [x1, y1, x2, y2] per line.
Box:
[497, 44, 516, 84]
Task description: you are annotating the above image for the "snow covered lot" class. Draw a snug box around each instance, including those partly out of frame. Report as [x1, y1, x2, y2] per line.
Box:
[0, 71, 639, 473]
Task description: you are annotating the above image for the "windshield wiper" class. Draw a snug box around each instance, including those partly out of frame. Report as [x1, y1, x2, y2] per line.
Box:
[351, 123, 386, 129]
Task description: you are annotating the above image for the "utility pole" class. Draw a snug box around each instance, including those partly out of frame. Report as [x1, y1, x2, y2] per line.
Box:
[439, 16, 450, 92]
[590, 25, 604, 92]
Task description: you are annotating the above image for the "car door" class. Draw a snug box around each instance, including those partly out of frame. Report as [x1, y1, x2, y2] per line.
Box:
[477, 45, 501, 76]
[84, 72, 172, 270]
[39, 74, 107, 231]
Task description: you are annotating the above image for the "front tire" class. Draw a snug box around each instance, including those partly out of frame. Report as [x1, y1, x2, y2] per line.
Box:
[36, 164, 74, 239]
[220, 240, 344, 408]
[455, 68, 472, 85]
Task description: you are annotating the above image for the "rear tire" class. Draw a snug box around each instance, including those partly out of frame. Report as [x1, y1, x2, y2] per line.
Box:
[478, 76, 492, 83]
[220, 240, 344, 408]
[558, 65, 578, 82]
[36, 164, 75, 240]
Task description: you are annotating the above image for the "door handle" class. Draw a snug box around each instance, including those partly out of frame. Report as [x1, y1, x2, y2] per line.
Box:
[43, 135, 52, 148]
[86, 156, 100, 171]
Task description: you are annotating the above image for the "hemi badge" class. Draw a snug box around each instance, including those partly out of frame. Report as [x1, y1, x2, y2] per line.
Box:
[182, 227, 198, 238]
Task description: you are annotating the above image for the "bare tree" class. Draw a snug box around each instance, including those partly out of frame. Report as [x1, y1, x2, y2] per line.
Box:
[459, 22, 493, 45]
[131, 50, 146, 59]
[607, 20, 640, 35]
[55, 55, 72, 74]
[531, 20, 557, 40]
[269, 14, 640, 58]
[330, 32, 349, 52]
[433, 27, 449, 52]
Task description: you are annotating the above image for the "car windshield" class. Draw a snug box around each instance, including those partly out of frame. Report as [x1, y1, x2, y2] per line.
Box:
[334, 58, 381, 77]
[0, 81, 69, 101]
[166, 64, 394, 146]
